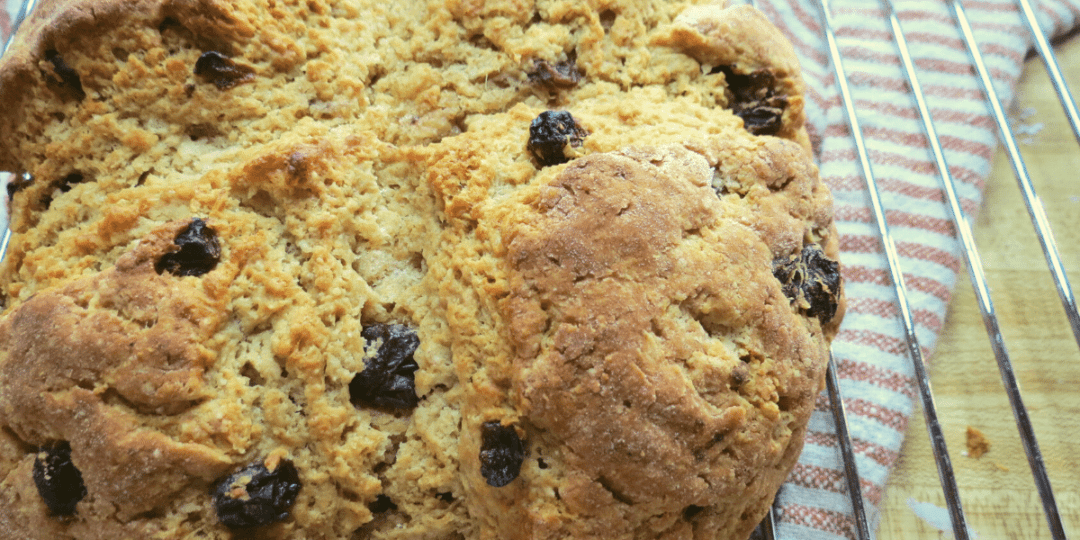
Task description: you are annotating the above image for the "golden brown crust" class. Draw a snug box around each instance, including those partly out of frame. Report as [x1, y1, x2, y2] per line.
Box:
[656, 4, 809, 148]
[0, 0, 249, 170]
[2, 220, 220, 408]
[488, 146, 828, 538]
[0, 219, 232, 518]
[0, 0, 842, 538]
[0, 456, 69, 540]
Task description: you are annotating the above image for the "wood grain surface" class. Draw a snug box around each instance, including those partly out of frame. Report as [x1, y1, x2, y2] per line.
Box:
[876, 32, 1080, 540]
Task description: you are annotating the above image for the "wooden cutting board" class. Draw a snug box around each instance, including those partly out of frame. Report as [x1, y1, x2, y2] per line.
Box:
[875, 32, 1080, 540]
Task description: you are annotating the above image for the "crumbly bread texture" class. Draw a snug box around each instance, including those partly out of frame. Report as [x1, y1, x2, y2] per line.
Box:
[0, 0, 844, 538]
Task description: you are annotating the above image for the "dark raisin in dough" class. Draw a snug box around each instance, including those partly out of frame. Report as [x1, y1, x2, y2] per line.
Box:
[350, 324, 420, 410]
[43, 50, 85, 100]
[527, 110, 588, 167]
[194, 51, 255, 90]
[479, 421, 525, 487]
[38, 173, 89, 211]
[682, 505, 706, 520]
[56, 172, 86, 194]
[212, 459, 302, 529]
[369, 494, 397, 513]
[528, 57, 582, 90]
[155, 218, 222, 276]
[714, 66, 787, 136]
[32, 441, 87, 516]
[772, 244, 841, 323]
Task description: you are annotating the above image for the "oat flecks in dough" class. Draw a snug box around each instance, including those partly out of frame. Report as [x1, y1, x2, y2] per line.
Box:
[0, 0, 843, 538]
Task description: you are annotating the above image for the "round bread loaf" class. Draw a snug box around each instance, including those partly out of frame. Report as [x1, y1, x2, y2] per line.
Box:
[0, 0, 844, 538]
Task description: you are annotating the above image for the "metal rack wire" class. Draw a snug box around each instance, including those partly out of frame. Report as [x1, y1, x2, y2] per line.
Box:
[1, 0, 1077, 539]
[753, 0, 1080, 538]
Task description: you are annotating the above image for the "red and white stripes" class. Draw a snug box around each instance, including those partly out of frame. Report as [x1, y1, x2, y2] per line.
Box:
[755, 0, 1080, 537]
[0, 7, 11, 45]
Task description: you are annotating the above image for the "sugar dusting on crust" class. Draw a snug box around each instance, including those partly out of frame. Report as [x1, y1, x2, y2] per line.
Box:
[486, 146, 830, 538]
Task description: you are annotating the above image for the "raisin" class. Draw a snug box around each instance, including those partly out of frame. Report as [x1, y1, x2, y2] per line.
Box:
[527, 57, 582, 90]
[772, 244, 841, 323]
[184, 123, 222, 141]
[194, 51, 255, 90]
[212, 459, 302, 529]
[479, 421, 525, 487]
[57, 172, 86, 193]
[714, 66, 787, 136]
[729, 364, 749, 389]
[32, 441, 87, 516]
[44, 50, 85, 100]
[683, 505, 706, 520]
[527, 111, 588, 167]
[349, 324, 420, 411]
[369, 494, 397, 513]
[36, 172, 89, 210]
[155, 218, 222, 277]
[7, 172, 34, 198]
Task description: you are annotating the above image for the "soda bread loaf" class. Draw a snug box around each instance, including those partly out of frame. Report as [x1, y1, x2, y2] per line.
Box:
[0, 0, 844, 538]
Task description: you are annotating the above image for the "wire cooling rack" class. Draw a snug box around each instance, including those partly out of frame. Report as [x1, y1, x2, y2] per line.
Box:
[749, 0, 1080, 538]
[3, 0, 1078, 539]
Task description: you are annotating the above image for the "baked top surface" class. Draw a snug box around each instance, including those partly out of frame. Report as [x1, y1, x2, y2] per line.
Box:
[0, 0, 843, 538]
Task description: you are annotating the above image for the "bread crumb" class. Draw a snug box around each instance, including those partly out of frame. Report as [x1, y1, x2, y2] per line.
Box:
[966, 426, 990, 458]
[264, 448, 289, 472]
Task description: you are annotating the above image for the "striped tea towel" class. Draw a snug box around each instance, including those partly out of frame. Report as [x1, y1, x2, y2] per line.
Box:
[2, 1, 1079, 539]
[753, 0, 1080, 538]
[0, 1, 12, 44]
